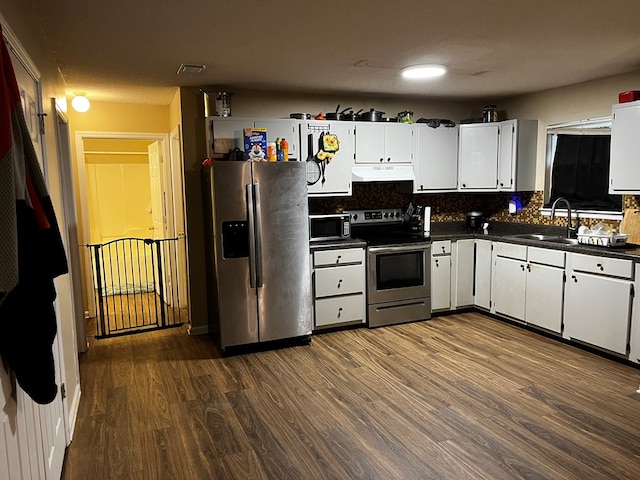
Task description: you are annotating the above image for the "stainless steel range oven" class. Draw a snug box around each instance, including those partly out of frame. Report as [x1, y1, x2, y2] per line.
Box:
[347, 209, 431, 328]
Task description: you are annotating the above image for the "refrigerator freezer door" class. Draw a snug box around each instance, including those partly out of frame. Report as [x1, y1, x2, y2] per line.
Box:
[211, 161, 259, 348]
[252, 162, 312, 341]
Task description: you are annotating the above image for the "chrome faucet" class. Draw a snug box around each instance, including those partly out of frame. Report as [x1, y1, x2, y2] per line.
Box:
[550, 197, 577, 238]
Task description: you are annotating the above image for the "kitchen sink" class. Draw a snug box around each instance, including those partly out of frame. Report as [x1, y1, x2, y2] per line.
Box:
[508, 233, 579, 245]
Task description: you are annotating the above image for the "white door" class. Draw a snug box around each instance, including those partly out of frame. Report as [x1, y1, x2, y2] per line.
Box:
[458, 123, 499, 190]
[493, 255, 527, 321]
[2, 30, 67, 480]
[384, 124, 413, 163]
[453, 239, 475, 308]
[474, 240, 492, 310]
[525, 263, 564, 333]
[170, 128, 189, 308]
[498, 120, 516, 190]
[431, 255, 451, 310]
[148, 141, 168, 301]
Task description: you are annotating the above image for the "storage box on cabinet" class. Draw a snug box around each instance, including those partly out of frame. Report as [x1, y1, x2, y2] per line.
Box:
[312, 247, 366, 329]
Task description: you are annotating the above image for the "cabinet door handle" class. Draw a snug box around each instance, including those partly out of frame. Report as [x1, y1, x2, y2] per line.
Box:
[379, 158, 384, 162]
[435, 259, 439, 267]
[441, 246, 446, 253]
[572, 275, 578, 283]
[521, 264, 525, 271]
[387, 157, 391, 162]
[596, 263, 603, 271]
[337, 307, 342, 317]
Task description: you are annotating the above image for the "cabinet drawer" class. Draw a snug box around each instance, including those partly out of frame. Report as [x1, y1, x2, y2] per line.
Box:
[314, 264, 365, 297]
[315, 294, 365, 327]
[432, 240, 451, 255]
[568, 253, 633, 279]
[495, 242, 527, 260]
[527, 246, 565, 268]
[314, 248, 363, 267]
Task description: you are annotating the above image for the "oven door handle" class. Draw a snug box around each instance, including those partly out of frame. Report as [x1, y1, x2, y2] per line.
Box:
[368, 244, 431, 255]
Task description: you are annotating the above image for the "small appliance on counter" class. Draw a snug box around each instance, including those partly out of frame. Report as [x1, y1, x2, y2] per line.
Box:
[466, 211, 485, 230]
[309, 213, 351, 242]
[404, 203, 431, 237]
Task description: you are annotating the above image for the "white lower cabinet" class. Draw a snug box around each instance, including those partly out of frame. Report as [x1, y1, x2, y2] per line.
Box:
[492, 243, 528, 321]
[492, 243, 565, 332]
[563, 253, 633, 355]
[431, 240, 451, 311]
[524, 247, 565, 333]
[452, 239, 475, 308]
[312, 247, 366, 329]
[630, 263, 640, 364]
[474, 239, 492, 310]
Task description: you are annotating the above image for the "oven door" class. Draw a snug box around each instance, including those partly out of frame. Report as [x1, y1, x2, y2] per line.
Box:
[367, 243, 431, 304]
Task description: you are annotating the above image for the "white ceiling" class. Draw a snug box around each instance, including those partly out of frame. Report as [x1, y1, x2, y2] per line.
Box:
[29, 0, 640, 105]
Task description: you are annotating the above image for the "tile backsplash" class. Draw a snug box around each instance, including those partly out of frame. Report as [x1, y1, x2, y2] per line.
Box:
[308, 183, 639, 231]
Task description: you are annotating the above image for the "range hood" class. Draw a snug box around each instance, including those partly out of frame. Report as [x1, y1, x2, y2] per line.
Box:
[351, 164, 415, 182]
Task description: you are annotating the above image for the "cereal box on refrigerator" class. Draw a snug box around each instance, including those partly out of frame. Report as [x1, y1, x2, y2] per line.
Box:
[244, 127, 267, 161]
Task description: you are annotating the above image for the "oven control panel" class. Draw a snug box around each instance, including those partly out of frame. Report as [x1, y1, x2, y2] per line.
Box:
[347, 209, 403, 225]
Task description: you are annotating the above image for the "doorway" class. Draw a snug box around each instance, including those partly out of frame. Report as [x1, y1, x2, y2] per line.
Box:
[75, 132, 189, 340]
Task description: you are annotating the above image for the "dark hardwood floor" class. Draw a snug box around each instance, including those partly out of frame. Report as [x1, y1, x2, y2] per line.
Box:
[61, 312, 640, 479]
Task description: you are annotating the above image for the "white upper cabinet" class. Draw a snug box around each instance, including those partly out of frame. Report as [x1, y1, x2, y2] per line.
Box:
[302, 120, 355, 197]
[609, 100, 640, 194]
[458, 120, 537, 192]
[354, 122, 414, 164]
[414, 124, 458, 192]
[497, 119, 537, 192]
[458, 123, 500, 190]
[207, 116, 300, 159]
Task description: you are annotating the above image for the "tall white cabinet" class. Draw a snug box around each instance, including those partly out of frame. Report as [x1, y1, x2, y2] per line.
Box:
[301, 121, 355, 197]
[458, 120, 537, 192]
[609, 100, 640, 194]
[413, 124, 458, 192]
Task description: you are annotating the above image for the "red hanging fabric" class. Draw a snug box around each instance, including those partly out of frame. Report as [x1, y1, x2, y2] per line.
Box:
[0, 25, 69, 405]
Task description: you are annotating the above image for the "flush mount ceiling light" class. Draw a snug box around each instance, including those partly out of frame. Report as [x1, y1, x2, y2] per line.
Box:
[71, 93, 90, 112]
[401, 64, 447, 79]
[177, 63, 206, 75]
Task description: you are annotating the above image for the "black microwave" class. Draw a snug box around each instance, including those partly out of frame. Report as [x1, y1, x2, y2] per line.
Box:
[309, 214, 351, 241]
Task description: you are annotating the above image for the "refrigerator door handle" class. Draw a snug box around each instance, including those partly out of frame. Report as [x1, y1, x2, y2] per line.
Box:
[253, 183, 264, 287]
[246, 184, 257, 288]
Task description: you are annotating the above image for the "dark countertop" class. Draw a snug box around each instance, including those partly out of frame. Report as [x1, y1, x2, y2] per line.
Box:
[309, 238, 367, 252]
[431, 221, 640, 261]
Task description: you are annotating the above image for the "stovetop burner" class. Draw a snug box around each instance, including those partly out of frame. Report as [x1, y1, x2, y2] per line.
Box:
[346, 208, 430, 246]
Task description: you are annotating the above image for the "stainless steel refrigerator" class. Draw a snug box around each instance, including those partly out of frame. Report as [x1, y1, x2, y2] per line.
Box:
[209, 161, 312, 351]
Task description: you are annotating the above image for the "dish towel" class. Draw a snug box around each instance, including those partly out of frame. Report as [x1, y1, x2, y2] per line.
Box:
[0, 26, 68, 405]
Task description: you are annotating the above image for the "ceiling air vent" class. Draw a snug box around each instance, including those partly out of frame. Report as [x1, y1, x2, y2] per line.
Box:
[177, 63, 206, 75]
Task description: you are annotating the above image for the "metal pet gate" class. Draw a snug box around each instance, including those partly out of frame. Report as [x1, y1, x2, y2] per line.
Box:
[86, 237, 186, 338]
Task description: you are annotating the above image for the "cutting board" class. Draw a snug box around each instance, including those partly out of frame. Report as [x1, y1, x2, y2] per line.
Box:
[619, 208, 640, 245]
